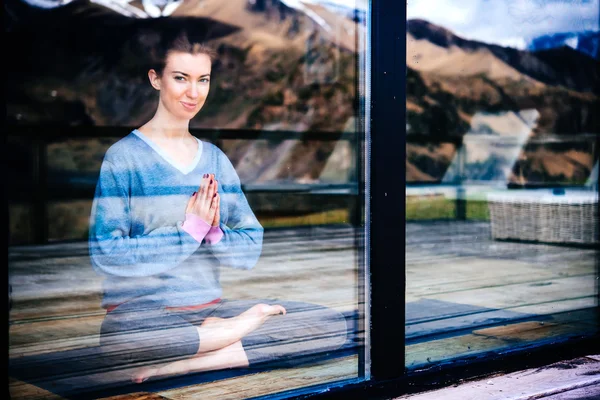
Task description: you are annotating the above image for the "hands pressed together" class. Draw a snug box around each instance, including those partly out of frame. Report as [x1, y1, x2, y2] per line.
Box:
[186, 173, 220, 226]
[184, 174, 288, 320]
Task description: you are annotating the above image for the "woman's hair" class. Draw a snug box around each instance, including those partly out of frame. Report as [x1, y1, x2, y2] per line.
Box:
[153, 30, 217, 76]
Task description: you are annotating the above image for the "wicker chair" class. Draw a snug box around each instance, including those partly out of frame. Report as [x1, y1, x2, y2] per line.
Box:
[487, 190, 598, 246]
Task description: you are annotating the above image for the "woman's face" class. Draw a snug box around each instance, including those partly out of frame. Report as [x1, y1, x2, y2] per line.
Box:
[150, 51, 212, 120]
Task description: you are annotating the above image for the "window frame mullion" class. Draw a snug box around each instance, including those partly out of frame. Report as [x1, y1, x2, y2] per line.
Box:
[369, 0, 407, 381]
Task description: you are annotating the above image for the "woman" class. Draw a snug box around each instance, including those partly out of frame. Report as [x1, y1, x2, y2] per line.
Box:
[89, 30, 347, 384]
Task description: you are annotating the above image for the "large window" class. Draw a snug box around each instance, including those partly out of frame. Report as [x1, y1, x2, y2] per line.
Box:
[7, 0, 599, 399]
[405, 0, 598, 370]
[7, 0, 369, 398]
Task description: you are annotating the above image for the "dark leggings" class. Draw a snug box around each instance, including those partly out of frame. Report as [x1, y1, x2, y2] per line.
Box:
[99, 298, 348, 368]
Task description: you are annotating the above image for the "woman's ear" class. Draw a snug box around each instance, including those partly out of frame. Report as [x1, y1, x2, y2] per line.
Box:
[148, 69, 161, 90]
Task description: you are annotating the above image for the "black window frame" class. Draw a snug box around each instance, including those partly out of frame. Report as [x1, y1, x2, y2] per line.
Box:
[4, 1, 600, 399]
[268, 0, 600, 399]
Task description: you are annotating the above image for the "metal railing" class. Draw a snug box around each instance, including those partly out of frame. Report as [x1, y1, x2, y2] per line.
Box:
[7, 125, 599, 243]
[7, 125, 363, 244]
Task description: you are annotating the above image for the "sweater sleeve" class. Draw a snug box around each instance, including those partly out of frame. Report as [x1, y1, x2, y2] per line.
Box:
[207, 148, 264, 270]
[88, 159, 202, 277]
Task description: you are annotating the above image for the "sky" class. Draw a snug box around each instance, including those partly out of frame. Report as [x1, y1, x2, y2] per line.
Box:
[310, 0, 599, 49]
[407, 0, 600, 49]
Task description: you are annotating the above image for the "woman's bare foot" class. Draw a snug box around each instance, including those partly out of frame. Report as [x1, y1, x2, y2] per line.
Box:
[244, 303, 287, 320]
[131, 365, 163, 384]
[196, 304, 286, 354]
[131, 340, 249, 383]
[131, 304, 286, 384]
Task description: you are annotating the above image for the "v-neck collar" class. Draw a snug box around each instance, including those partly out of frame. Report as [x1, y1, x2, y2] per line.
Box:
[132, 129, 203, 175]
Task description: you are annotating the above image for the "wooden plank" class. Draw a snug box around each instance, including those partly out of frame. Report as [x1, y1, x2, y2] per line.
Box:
[11, 223, 594, 322]
[8, 356, 356, 400]
[397, 356, 600, 400]
[406, 309, 597, 369]
[10, 296, 105, 322]
[9, 227, 359, 323]
[8, 377, 66, 400]
[10, 332, 100, 358]
[157, 356, 358, 400]
[9, 265, 357, 354]
[8, 226, 359, 358]
[406, 334, 508, 369]
[405, 221, 597, 264]
[424, 274, 596, 311]
[406, 321, 593, 370]
[99, 393, 171, 400]
[405, 298, 598, 344]
[473, 321, 561, 341]
[407, 259, 594, 297]
[7, 223, 598, 400]
[505, 297, 597, 317]
[538, 383, 600, 400]
[10, 314, 103, 345]
[9, 221, 594, 360]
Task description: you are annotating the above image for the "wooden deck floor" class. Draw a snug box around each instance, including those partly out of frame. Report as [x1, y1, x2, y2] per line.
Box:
[8, 222, 598, 399]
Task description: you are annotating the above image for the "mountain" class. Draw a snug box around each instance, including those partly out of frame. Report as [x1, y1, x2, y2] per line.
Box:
[6, 0, 359, 190]
[527, 31, 600, 60]
[309, 0, 366, 22]
[4, 2, 599, 188]
[174, 0, 361, 52]
[407, 19, 600, 94]
[406, 19, 599, 139]
[406, 19, 599, 184]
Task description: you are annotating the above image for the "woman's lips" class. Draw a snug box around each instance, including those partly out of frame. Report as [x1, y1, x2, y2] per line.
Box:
[181, 102, 197, 111]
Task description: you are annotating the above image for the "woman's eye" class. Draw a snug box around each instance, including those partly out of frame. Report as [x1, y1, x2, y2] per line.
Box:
[174, 76, 186, 81]
[200, 78, 210, 83]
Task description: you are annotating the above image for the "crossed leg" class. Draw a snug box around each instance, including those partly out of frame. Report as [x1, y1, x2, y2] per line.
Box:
[131, 303, 286, 383]
[100, 299, 347, 384]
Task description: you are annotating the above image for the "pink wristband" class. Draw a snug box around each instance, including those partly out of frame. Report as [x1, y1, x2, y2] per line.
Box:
[204, 226, 224, 244]
[181, 213, 211, 243]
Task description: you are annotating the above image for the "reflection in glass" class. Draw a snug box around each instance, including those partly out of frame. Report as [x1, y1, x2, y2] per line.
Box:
[8, 0, 368, 398]
[405, 0, 598, 369]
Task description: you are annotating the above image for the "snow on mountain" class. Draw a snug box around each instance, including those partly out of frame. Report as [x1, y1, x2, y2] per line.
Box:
[526, 31, 600, 60]
[284, 0, 366, 23]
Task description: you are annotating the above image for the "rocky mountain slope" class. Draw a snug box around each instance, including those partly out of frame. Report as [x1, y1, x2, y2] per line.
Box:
[5, 0, 599, 186]
[406, 18, 599, 184]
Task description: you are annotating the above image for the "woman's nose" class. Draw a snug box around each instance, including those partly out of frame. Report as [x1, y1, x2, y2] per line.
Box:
[187, 83, 199, 99]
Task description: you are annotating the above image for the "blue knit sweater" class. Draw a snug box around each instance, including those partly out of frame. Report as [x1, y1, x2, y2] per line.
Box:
[89, 130, 263, 308]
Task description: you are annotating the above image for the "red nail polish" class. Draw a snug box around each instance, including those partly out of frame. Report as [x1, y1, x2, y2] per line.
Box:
[213, 193, 217, 197]
[192, 191, 197, 196]
[210, 180, 213, 184]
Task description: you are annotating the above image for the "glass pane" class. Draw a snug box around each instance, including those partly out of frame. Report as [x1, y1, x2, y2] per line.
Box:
[405, 1, 599, 369]
[7, 1, 370, 398]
